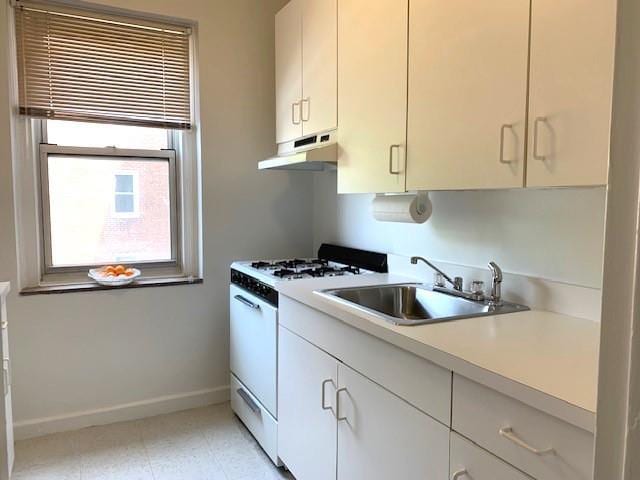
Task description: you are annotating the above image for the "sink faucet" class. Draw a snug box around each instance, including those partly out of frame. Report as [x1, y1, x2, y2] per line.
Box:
[488, 261, 503, 305]
[410, 256, 463, 291]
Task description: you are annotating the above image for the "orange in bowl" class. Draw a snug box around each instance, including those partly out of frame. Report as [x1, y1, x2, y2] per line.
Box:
[114, 265, 126, 275]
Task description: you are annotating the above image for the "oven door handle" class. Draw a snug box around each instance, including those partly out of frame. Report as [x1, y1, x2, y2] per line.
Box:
[237, 388, 261, 414]
[234, 295, 260, 310]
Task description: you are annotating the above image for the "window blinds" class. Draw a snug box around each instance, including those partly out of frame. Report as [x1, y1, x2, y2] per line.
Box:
[14, 1, 192, 129]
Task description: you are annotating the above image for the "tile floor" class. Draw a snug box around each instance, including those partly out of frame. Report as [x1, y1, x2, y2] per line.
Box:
[13, 403, 295, 480]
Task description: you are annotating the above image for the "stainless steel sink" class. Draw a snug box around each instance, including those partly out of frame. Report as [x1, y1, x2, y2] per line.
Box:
[316, 284, 529, 326]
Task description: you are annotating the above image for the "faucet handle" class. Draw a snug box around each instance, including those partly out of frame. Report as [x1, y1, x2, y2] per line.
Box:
[453, 277, 464, 291]
[433, 272, 446, 288]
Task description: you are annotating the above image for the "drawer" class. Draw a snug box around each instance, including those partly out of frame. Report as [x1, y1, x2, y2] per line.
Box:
[451, 432, 532, 480]
[279, 295, 452, 425]
[230, 374, 280, 466]
[452, 375, 594, 480]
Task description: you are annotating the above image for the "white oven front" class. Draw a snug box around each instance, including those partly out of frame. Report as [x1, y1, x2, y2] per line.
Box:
[229, 283, 278, 418]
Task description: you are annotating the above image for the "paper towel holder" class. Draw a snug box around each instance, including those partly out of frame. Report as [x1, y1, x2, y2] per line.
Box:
[371, 191, 432, 224]
[373, 192, 429, 214]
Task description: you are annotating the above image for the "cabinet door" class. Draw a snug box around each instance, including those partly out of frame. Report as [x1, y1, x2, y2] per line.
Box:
[450, 433, 533, 480]
[337, 0, 408, 194]
[276, 0, 303, 144]
[526, 0, 616, 187]
[336, 363, 449, 480]
[0, 297, 12, 480]
[407, 0, 529, 191]
[278, 326, 337, 480]
[301, 0, 337, 136]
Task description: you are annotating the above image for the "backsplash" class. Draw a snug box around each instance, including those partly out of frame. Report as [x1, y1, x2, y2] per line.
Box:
[388, 254, 601, 321]
[313, 172, 607, 290]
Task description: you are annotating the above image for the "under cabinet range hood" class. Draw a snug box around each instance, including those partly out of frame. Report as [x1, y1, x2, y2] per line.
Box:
[259, 130, 337, 171]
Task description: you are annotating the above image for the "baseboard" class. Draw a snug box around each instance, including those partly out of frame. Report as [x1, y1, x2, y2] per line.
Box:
[14, 385, 230, 441]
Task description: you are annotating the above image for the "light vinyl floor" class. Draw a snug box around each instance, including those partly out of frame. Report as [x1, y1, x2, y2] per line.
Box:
[13, 403, 294, 480]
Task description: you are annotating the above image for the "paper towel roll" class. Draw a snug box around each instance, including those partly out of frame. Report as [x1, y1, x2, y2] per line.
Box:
[371, 193, 432, 224]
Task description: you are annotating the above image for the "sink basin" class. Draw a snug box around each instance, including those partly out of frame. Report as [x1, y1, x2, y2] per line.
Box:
[316, 284, 529, 326]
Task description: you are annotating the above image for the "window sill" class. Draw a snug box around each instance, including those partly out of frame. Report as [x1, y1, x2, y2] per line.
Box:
[20, 276, 203, 296]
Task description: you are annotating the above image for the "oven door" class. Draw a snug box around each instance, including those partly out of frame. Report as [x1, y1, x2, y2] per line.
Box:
[230, 284, 277, 417]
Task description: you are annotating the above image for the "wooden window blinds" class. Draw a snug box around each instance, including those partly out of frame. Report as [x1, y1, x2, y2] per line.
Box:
[14, 1, 192, 129]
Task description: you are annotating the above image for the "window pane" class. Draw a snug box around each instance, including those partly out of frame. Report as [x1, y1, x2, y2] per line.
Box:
[115, 174, 134, 193]
[46, 155, 173, 266]
[47, 120, 169, 149]
[115, 194, 135, 213]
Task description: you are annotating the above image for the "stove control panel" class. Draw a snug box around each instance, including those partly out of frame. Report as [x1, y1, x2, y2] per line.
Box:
[231, 269, 278, 307]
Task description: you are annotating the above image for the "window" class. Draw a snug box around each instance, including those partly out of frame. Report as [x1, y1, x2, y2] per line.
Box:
[40, 121, 178, 270]
[10, 1, 201, 288]
[114, 174, 139, 216]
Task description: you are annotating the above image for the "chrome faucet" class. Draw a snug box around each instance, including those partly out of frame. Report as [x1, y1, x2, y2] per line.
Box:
[488, 261, 503, 305]
[410, 256, 463, 291]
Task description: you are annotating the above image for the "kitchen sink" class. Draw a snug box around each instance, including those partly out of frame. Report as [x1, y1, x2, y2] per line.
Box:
[316, 284, 529, 326]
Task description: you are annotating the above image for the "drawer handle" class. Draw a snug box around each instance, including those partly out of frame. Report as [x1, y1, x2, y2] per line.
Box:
[236, 388, 260, 414]
[499, 427, 555, 455]
[234, 295, 260, 310]
[451, 469, 467, 480]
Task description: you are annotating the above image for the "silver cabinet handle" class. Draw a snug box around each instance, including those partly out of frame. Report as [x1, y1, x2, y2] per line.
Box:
[301, 97, 311, 122]
[292, 101, 301, 125]
[335, 387, 348, 422]
[3, 358, 10, 396]
[321, 378, 335, 415]
[451, 469, 467, 480]
[236, 388, 260, 414]
[389, 144, 402, 175]
[499, 427, 555, 455]
[499, 124, 513, 164]
[533, 116, 547, 161]
[233, 295, 260, 310]
[1, 320, 7, 330]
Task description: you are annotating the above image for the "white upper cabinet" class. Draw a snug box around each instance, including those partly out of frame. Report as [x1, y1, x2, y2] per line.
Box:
[406, 0, 530, 191]
[276, 0, 303, 144]
[276, 0, 337, 145]
[337, 0, 408, 194]
[301, 0, 337, 137]
[526, 0, 616, 187]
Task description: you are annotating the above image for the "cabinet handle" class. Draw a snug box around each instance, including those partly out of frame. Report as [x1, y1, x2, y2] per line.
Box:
[301, 97, 310, 122]
[321, 378, 335, 415]
[236, 388, 260, 414]
[292, 101, 301, 125]
[335, 387, 348, 422]
[499, 427, 555, 455]
[234, 295, 260, 310]
[451, 469, 467, 480]
[389, 144, 402, 175]
[499, 124, 513, 164]
[533, 116, 547, 161]
[2, 358, 9, 395]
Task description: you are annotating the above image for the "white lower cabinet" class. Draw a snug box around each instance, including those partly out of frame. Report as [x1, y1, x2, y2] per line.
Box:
[278, 325, 449, 480]
[450, 433, 533, 480]
[278, 326, 337, 480]
[336, 363, 449, 480]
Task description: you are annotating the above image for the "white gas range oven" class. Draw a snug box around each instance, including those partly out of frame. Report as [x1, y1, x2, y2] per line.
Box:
[229, 244, 388, 465]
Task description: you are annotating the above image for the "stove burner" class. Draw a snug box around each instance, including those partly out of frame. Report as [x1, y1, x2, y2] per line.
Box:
[273, 269, 295, 278]
[251, 261, 273, 269]
[341, 266, 361, 274]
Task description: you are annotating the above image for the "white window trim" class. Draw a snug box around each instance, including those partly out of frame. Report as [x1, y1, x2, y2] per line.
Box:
[8, 10, 202, 291]
[112, 171, 140, 219]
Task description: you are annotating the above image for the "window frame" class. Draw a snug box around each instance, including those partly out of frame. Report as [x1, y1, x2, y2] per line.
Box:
[38, 125, 182, 276]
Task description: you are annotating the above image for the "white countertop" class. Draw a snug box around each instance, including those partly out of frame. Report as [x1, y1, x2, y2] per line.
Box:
[277, 273, 600, 433]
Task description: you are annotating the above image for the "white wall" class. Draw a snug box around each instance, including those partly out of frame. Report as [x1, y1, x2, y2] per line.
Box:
[313, 171, 606, 289]
[0, 0, 312, 432]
